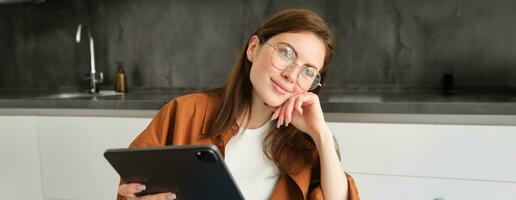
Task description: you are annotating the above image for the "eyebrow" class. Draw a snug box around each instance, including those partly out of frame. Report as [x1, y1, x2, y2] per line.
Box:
[277, 42, 322, 71]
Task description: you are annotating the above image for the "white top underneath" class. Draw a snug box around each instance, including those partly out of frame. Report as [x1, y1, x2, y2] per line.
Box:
[224, 120, 280, 200]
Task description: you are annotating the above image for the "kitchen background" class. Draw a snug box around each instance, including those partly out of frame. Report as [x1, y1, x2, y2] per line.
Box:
[1, 0, 516, 93]
[2, 1, 516, 200]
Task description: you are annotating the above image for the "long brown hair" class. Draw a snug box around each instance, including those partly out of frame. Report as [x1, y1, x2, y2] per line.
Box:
[206, 9, 335, 174]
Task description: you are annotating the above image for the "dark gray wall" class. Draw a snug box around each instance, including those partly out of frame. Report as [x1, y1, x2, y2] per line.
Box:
[1, 0, 516, 92]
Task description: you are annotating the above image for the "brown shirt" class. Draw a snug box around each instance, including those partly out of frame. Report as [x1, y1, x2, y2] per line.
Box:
[118, 91, 360, 200]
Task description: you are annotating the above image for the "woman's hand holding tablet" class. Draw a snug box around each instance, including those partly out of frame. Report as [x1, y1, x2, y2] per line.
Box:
[118, 183, 176, 200]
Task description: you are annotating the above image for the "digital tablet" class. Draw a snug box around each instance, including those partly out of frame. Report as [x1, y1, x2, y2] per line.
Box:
[104, 144, 244, 200]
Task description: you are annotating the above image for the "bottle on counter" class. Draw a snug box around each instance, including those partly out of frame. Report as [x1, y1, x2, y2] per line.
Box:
[442, 73, 454, 95]
[114, 62, 127, 93]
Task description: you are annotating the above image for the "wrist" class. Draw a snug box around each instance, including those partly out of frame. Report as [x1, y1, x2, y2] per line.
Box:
[312, 125, 333, 149]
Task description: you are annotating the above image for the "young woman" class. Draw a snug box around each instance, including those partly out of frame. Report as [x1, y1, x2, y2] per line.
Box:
[117, 9, 359, 200]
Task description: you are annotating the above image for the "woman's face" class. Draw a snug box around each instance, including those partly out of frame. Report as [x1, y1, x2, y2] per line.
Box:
[247, 31, 326, 107]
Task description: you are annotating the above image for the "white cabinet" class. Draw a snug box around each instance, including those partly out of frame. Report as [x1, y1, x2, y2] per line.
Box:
[352, 173, 516, 200]
[0, 116, 43, 200]
[329, 122, 516, 200]
[0, 114, 152, 200]
[3, 113, 516, 200]
[36, 116, 151, 200]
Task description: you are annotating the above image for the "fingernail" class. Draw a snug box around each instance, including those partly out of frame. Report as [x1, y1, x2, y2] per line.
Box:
[166, 193, 176, 200]
[276, 121, 280, 128]
[285, 122, 289, 127]
[270, 114, 276, 121]
[136, 184, 146, 192]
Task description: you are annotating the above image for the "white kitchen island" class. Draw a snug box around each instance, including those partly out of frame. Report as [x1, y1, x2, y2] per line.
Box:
[1, 109, 516, 200]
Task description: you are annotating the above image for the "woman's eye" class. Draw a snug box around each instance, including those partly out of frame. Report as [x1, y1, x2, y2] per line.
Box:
[279, 48, 294, 60]
[303, 68, 315, 77]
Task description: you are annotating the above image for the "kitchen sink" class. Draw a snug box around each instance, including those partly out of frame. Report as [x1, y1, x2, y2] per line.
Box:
[326, 94, 383, 103]
[33, 90, 124, 99]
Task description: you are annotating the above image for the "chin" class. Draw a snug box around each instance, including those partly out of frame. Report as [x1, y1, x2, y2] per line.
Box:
[253, 79, 289, 107]
[264, 99, 282, 107]
[263, 91, 288, 107]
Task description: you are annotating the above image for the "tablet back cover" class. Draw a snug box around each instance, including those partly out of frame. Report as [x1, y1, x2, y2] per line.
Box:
[104, 145, 244, 200]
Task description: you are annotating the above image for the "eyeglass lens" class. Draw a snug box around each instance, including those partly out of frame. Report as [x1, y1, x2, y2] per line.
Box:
[271, 44, 321, 91]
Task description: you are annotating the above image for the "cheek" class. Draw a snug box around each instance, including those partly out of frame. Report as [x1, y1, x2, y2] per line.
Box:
[248, 53, 296, 106]
[249, 65, 278, 104]
[253, 50, 276, 74]
[250, 57, 274, 85]
[249, 64, 259, 87]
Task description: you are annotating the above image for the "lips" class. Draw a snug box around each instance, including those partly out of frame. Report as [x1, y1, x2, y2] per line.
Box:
[270, 78, 291, 94]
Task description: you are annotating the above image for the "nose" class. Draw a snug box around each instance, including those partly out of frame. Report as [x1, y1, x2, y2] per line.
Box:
[280, 64, 300, 83]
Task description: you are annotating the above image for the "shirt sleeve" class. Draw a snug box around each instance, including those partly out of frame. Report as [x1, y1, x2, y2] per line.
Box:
[130, 99, 178, 148]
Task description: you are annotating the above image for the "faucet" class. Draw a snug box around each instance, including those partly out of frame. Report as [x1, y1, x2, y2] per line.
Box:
[75, 24, 103, 93]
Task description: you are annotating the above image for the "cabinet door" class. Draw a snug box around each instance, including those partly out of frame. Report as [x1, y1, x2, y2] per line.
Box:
[0, 116, 43, 200]
[37, 116, 151, 200]
[328, 122, 516, 199]
[353, 173, 516, 200]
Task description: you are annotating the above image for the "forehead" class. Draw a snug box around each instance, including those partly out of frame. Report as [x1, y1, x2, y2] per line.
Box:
[267, 31, 326, 70]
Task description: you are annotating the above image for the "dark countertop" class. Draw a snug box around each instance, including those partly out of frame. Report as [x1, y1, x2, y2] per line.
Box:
[1, 88, 516, 115]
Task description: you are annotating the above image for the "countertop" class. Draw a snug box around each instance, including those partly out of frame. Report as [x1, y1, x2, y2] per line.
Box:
[1, 88, 516, 115]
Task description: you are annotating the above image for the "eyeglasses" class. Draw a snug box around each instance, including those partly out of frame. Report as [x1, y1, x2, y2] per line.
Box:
[265, 42, 322, 91]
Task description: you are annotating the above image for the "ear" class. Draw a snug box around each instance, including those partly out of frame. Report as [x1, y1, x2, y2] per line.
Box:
[246, 35, 261, 62]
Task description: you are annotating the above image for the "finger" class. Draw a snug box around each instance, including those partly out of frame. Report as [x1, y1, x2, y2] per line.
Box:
[272, 107, 281, 120]
[294, 95, 304, 115]
[140, 192, 176, 200]
[284, 97, 297, 126]
[296, 93, 317, 108]
[119, 183, 146, 197]
[282, 100, 291, 126]
[306, 92, 319, 104]
[293, 93, 319, 117]
[277, 104, 285, 128]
